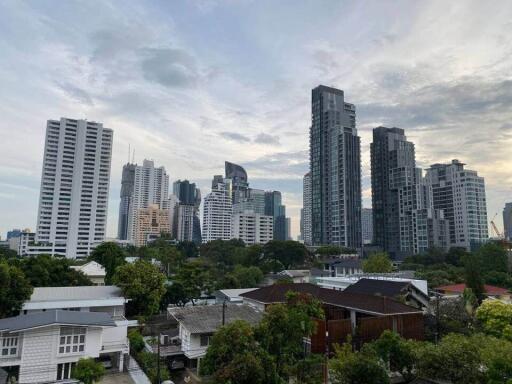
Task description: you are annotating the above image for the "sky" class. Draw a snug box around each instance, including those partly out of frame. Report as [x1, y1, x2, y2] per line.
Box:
[1, 0, 512, 240]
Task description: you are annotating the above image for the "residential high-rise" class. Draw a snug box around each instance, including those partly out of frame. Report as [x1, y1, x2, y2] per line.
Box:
[425, 159, 488, 250]
[371, 127, 450, 259]
[134, 204, 170, 247]
[503, 203, 512, 240]
[35, 118, 113, 258]
[309, 85, 362, 248]
[302, 172, 312, 245]
[173, 179, 202, 243]
[118, 163, 136, 240]
[120, 159, 169, 242]
[264, 191, 288, 240]
[232, 211, 274, 245]
[225, 161, 248, 204]
[361, 208, 373, 245]
[202, 177, 233, 242]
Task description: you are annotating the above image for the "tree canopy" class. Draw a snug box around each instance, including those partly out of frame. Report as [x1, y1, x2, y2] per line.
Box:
[0, 261, 33, 317]
[476, 300, 512, 341]
[362, 252, 393, 273]
[71, 358, 105, 384]
[89, 242, 126, 283]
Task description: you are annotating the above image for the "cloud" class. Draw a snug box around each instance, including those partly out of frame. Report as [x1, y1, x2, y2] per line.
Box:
[254, 133, 280, 145]
[141, 47, 199, 88]
[219, 131, 251, 142]
[55, 82, 94, 106]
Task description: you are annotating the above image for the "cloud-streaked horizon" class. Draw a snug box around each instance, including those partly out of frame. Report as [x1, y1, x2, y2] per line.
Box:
[1, 0, 511, 239]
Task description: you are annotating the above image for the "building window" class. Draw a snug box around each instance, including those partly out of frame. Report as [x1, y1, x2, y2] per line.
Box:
[59, 326, 86, 354]
[1, 334, 18, 356]
[57, 362, 76, 380]
[200, 334, 212, 347]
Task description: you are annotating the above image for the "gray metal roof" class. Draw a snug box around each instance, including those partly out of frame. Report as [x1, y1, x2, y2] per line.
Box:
[0, 310, 116, 332]
[28, 286, 122, 302]
[168, 304, 262, 334]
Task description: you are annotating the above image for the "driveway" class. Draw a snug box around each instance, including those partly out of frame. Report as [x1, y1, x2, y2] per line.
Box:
[100, 372, 136, 384]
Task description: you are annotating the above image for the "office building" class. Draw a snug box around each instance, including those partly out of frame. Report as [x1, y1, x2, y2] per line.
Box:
[202, 177, 233, 242]
[34, 118, 113, 258]
[264, 190, 288, 241]
[302, 172, 312, 245]
[371, 127, 450, 258]
[232, 211, 274, 245]
[175, 204, 195, 242]
[503, 203, 512, 240]
[173, 180, 202, 243]
[225, 161, 248, 204]
[361, 208, 373, 245]
[6, 229, 22, 240]
[118, 159, 169, 242]
[133, 204, 170, 247]
[425, 159, 488, 250]
[309, 85, 362, 248]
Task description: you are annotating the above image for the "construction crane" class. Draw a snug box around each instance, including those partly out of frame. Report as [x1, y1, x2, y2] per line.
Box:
[490, 213, 504, 239]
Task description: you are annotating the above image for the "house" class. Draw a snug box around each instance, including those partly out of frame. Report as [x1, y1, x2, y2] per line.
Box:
[319, 258, 363, 277]
[9, 286, 133, 382]
[435, 284, 511, 301]
[240, 283, 424, 351]
[277, 270, 310, 283]
[343, 278, 430, 309]
[213, 288, 258, 303]
[0, 310, 123, 383]
[70, 261, 106, 286]
[167, 304, 262, 372]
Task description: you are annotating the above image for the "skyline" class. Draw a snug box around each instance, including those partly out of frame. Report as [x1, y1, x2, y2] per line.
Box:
[1, 1, 512, 239]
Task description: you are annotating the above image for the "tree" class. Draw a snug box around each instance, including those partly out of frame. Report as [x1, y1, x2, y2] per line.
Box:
[362, 252, 393, 273]
[330, 341, 389, 384]
[177, 240, 199, 259]
[15, 255, 92, 287]
[370, 330, 416, 380]
[113, 260, 166, 316]
[128, 330, 145, 353]
[71, 358, 105, 384]
[200, 320, 275, 384]
[464, 252, 485, 301]
[161, 282, 190, 308]
[476, 242, 508, 274]
[136, 350, 170, 383]
[230, 265, 264, 288]
[263, 240, 308, 269]
[414, 333, 483, 384]
[149, 241, 184, 276]
[89, 242, 126, 283]
[473, 333, 512, 383]
[0, 262, 33, 317]
[476, 300, 512, 341]
[172, 259, 215, 304]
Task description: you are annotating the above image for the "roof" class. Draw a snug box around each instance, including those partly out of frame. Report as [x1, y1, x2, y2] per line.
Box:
[436, 284, 509, 295]
[0, 310, 116, 333]
[70, 261, 106, 277]
[279, 270, 310, 278]
[323, 258, 362, 268]
[27, 285, 122, 302]
[214, 288, 257, 299]
[343, 278, 413, 298]
[168, 304, 263, 334]
[241, 283, 422, 316]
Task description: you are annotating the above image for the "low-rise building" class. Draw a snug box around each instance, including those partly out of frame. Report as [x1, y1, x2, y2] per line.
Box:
[1, 286, 132, 383]
[232, 210, 273, 245]
[70, 261, 106, 286]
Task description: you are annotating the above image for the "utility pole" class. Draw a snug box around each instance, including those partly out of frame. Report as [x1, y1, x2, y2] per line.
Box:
[222, 299, 227, 325]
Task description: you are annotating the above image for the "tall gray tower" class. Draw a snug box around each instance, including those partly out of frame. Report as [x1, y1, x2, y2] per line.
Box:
[309, 85, 362, 248]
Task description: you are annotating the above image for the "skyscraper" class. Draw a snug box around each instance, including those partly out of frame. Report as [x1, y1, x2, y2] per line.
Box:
[503, 203, 512, 240]
[35, 118, 113, 258]
[309, 85, 362, 248]
[302, 172, 312, 245]
[119, 159, 169, 242]
[361, 208, 373, 245]
[371, 127, 450, 258]
[225, 161, 248, 204]
[173, 179, 202, 243]
[202, 176, 233, 242]
[425, 159, 488, 250]
[264, 190, 287, 240]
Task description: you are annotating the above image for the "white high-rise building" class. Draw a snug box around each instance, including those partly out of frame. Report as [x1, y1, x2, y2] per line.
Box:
[35, 118, 113, 258]
[125, 159, 169, 242]
[202, 177, 233, 242]
[425, 159, 488, 250]
[232, 211, 274, 245]
[302, 172, 312, 245]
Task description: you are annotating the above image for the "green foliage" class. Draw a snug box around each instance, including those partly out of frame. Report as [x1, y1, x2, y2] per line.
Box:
[263, 240, 308, 269]
[201, 320, 275, 384]
[89, 242, 126, 283]
[370, 330, 416, 380]
[476, 242, 509, 274]
[226, 265, 264, 288]
[476, 300, 512, 341]
[316, 246, 343, 256]
[0, 261, 33, 317]
[71, 358, 105, 384]
[414, 333, 483, 384]
[161, 282, 190, 308]
[474, 333, 512, 384]
[172, 259, 215, 304]
[128, 330, 145, 353]
[148, 240, 184, 276]
[200, 239, 247, 268]
[136, 350, 170, 384]
[15, 254, 92, 287]
[0, 247, 18, 260]
[330, 341, 389, 384]
[177, 240, 199, 258]
[464, 252, 485, 301]
[362, 252, 392, 273]
[113, 260, 166, 316]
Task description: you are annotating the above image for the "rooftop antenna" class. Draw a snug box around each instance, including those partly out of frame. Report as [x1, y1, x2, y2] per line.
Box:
[128, 144, 131, 164]
[132, 148, 135, 164]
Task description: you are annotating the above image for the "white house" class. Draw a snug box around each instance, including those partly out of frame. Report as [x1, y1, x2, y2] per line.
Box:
[167, 304, 262, 372]
[70, 261, 106, 286]
[1, 286, 134, 383]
